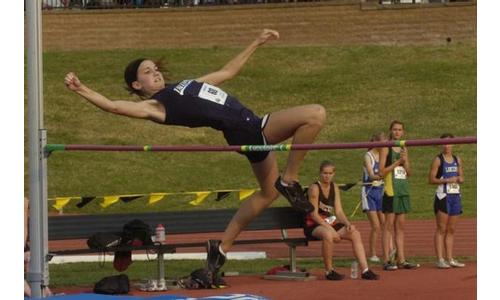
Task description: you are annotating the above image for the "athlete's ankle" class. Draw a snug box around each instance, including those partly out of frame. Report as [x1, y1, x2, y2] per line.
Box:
[281, 175, 299, 184]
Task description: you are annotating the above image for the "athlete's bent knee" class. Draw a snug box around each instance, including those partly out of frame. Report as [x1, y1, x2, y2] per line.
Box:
[307, 104, 326, 128]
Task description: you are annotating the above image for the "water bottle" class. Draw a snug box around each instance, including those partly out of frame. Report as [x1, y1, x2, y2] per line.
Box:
[155, 224, 165, 244]
[325, 215, 337, 225]
[350, 261, 358, 279]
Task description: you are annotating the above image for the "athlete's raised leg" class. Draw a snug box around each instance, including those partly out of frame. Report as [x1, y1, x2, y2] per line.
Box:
[264, 104, 326, 213]
[264, 104, 326, 182]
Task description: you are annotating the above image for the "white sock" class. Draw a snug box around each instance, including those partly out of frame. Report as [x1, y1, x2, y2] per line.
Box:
[280, 179, 290, 186]
[218, 245, 226, 256]
[362, 268, 369, 274]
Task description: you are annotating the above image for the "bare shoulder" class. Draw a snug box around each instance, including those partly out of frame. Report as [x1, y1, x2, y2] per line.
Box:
[139, 99, 165, 122]
[308, 183, 319, 194]
[431, 156, 441, 165]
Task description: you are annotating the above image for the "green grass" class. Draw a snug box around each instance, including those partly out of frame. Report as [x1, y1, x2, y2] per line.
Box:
[47, 255, 476, 288]
[24, 44, 476, 219]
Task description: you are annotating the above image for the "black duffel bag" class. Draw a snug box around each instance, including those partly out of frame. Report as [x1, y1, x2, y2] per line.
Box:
[94, 274, 130, 295]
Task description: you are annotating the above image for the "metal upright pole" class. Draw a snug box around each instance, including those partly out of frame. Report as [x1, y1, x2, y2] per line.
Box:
[27, 0, 49, 298]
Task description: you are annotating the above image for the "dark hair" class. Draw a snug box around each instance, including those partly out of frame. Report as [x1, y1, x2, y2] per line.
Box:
[124, 58, 169, 98]
[440, 133, 455, 139]
[389, 120, 404, 130]
[124, 58, 146, 92]
[319, 160, 335, 172]
[389, 120, 404, 140]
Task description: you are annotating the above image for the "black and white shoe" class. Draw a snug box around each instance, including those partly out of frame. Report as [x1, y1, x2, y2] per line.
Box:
[274, 177, 313, 214]
[383, 262, 398, 271]
[361, 269, 380, 280]
[206, 240, 226, 273]
[325, 269, 345, 281]
[397, 261, 420, 270]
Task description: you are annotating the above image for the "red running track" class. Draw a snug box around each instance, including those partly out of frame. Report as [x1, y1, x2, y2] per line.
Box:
[49, 218, 477, 300]
[50, 217, 477, 258]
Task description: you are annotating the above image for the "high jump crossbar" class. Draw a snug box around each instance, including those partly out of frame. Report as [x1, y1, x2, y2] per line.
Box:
[45, 136, 476, 153]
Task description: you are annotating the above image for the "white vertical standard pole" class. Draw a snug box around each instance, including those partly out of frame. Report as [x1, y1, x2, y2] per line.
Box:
[27, 0, 49, 298]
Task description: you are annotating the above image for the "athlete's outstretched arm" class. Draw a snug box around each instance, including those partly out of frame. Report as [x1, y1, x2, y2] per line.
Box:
[64, 72, 155, 120]
[196, 29, 279, 86]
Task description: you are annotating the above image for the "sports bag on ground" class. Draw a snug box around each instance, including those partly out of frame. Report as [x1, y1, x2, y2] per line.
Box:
[93, 274, 130, 295]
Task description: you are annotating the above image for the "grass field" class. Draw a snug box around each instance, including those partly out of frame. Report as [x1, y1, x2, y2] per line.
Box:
[24, 43, 476, 219]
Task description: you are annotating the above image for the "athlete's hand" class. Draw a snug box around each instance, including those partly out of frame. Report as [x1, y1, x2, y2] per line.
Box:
[65, 72, 83, 92]
[399, 148, 408, 164]
[255, 29, 279, 46]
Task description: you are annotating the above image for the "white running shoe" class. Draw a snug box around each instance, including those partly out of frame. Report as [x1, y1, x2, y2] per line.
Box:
[369, 256, 381, 263]
[436, 259, 451, 269]
[449, 259, 465, 268]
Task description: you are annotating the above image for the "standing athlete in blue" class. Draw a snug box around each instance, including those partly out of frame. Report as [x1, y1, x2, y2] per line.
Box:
[428, 133, 465, 269]
[361, 132, 389, 263]
[65, 29, 323, 277]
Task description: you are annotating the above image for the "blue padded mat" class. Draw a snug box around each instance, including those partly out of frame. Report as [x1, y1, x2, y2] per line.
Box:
[29, 293, 269, 300]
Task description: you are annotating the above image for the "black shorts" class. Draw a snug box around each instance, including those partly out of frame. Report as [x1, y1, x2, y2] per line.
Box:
[223, 113, 271, 163]
[303, 223, 345, 240]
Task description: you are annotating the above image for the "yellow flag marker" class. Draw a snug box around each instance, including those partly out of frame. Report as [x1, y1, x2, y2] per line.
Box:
[148, 193, 168, 205]
[239, 189, 256, 201]
[189, 192, 211, 206]
[101, 196, 121, 208]
[52, 197, 72, 211]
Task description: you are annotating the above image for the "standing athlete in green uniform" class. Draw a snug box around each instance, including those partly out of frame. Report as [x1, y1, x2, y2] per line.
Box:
[379, 121, 420, 271]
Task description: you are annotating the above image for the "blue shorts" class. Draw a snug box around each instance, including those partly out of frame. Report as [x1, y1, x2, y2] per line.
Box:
[434, 194, 462, 216]
[361, 186, 384, 212]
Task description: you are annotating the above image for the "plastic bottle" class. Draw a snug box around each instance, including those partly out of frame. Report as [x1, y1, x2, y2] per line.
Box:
[350, 261, 358, 279]
[155, 224, 165, 243]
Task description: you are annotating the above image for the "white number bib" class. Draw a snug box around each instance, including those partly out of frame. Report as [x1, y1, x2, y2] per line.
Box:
[198, 83, 228, 105]
[394, 166, 407, 180]
[446, 183, 460, 194]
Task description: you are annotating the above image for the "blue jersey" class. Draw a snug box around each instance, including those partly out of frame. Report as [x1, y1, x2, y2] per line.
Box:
[361, 151, 384, 211]
[152, 80, 260, 131]
[435, 154, 460, 197]
[362, 151, 382, 186]
[151, 80, 270, 163]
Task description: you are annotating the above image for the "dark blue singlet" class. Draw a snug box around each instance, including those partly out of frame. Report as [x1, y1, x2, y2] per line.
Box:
[151, 80, 270, 163]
